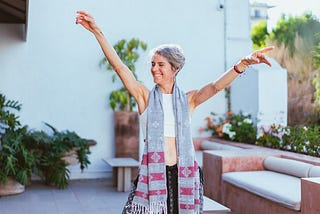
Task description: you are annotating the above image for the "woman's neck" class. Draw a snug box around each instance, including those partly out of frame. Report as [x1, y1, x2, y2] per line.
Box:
[158, 83, 174, 94]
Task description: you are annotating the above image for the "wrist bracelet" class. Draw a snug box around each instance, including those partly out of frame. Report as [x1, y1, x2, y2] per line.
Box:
[233, 64, 244, 74]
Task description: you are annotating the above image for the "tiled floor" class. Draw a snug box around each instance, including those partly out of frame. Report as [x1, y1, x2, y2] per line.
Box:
[0, 178, 129, 214]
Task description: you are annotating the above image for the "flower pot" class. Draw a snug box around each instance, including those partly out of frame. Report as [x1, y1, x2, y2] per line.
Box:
[114, 111, 139, 181]
[114, 111, 139, 160]
[0, 177, 25, 196]
[62, 149, 79, 165]
[61, 140, 97, 165]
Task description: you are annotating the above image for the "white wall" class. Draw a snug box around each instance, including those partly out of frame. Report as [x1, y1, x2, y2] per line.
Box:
[225, 0, 252, 67]
[257, 59, 288, 127]
[0, 0, 251, 179]
[231, 58, 288, 129]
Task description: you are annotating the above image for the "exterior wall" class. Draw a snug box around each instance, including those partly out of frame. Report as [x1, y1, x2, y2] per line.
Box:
[257, 60, 288, 127]
[0, 0, 251, 178]
[225, 0, 252, 68]
[231, 58, 288, 129]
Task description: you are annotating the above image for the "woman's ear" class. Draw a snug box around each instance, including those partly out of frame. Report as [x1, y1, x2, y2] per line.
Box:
[174, 66, 180, 76]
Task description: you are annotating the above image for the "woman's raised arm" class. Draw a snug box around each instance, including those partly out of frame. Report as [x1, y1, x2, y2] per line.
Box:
[188, 46, 275, 114]
[75, 11, 149, 113]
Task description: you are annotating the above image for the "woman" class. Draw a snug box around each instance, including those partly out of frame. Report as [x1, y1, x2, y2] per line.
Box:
[75, 11, 274, 214]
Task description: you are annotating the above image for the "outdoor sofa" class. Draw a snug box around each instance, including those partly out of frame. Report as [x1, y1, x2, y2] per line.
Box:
[202, 149, 320, 214]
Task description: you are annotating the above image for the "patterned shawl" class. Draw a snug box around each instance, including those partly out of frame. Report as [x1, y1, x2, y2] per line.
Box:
[132, 84, 201, 214]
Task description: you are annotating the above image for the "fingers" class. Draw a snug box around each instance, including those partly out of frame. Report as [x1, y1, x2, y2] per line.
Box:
[256, 47, 273, 66]
[242, 54, 272, 67]
[258, 46, 275, 54]
[245, 46, 274, 66]
[75, 11, 94, 24]
[252, 46, 274, 58]
[75, 15, 84, 24]
[242, 56, 259, 65]
[76, 11, 93, 18]
[249, 56, 272, 66]
[260, 56, 272, 67]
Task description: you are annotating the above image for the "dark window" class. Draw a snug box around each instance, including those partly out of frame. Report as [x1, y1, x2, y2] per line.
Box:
[254, 9, 261, 18]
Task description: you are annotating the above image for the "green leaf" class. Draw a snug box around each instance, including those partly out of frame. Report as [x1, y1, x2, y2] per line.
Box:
[99, 38, 148, 111]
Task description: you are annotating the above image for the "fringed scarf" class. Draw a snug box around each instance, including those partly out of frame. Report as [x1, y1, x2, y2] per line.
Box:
[132, 84, 201, 214]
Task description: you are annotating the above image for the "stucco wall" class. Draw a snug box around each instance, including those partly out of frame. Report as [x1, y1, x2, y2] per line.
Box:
[0, 0, 251, 178]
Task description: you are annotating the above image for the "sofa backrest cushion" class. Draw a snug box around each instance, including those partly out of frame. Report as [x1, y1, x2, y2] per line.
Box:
[308, 166, 320, 177]
[263, 156, 313, 178]
[200, 141, 242, 151]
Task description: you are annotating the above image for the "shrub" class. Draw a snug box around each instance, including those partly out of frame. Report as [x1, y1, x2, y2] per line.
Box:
[202, 111, 257, 144]
[256, 124, 290, 149]
[257, 124, 320, 157]
[202, 111, 320, 157]
[0, 92, 94, 189]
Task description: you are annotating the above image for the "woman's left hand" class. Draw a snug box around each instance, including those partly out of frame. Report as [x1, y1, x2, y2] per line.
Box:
[241, 46, 275, 67]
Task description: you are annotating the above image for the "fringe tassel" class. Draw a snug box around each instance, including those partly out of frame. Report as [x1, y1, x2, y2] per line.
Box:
[131, 201, 167, 214]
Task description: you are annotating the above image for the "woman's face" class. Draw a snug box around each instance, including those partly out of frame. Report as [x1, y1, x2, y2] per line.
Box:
[151, 54, 176, 85]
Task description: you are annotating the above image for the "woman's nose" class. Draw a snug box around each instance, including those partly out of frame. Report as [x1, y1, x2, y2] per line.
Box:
[151, 65, 158, 72]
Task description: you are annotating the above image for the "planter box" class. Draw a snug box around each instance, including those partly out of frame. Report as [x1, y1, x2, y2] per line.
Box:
[61, 139, 97, 165]
[114, 111, 139, 181]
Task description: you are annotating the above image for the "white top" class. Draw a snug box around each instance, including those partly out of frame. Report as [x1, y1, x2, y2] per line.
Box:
[139, 94, 176, 140]
[139, 109, 147, 140]
[162, 94, 176, 137]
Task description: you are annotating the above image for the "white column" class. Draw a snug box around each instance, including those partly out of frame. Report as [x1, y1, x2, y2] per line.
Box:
[231, 58, 288, 128]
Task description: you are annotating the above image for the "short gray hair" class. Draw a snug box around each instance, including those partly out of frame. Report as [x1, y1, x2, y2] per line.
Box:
[149, 44, 185, 71]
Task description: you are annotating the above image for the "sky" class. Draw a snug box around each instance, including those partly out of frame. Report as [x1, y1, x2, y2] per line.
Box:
[251, 0, 320, 30]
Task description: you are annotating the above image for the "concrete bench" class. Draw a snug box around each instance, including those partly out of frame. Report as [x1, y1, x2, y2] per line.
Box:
[204, 196, 231, 213]
[103, 157, 140, 192]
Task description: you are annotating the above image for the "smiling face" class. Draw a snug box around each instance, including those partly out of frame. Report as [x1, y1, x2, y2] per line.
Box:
[151, 54, 177, 87]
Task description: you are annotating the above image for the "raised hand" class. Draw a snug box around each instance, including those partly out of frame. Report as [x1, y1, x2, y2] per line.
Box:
[241, 46, 275, 67]
[75, 11, 99, 33]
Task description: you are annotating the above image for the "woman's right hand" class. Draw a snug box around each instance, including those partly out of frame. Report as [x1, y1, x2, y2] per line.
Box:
[75, 11, 99, 33]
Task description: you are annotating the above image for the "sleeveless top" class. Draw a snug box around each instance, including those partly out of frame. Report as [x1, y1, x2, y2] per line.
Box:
[140, 94, 176, 139]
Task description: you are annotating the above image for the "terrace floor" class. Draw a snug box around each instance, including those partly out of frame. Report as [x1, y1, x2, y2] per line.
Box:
[1, 138, 319, 214]
[0, 178, 128, 214]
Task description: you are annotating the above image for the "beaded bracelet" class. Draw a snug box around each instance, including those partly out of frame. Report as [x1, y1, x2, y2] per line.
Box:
[233, 64, 244, 74]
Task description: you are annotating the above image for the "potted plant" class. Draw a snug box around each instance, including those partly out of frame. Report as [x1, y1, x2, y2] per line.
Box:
[0, 93, 35, 196]
[24, 122, 96, 189]
[100, 38, 147, 181]
[100, 38, 147, 111]
[0, 92, 96, 191]
[100, 38, 147, 161]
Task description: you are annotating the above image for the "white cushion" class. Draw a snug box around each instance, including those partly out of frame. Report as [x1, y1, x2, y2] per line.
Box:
[263, 156, 313, 178]
[223, 171, 301, 211]
[309, 166, 320, 177]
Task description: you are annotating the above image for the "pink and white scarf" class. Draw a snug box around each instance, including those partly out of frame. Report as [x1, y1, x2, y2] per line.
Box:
[132, 84, 201, 214]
